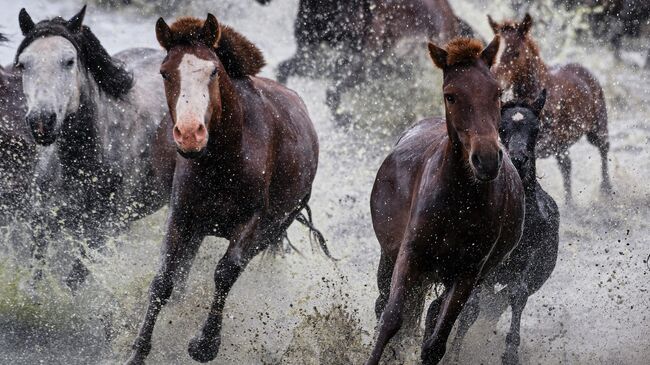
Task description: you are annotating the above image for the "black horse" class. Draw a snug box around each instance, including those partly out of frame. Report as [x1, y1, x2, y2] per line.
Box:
[449, 90, 561, 365]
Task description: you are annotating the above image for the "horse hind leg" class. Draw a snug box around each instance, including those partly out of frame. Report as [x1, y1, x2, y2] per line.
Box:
[555, 151, 573, 205]
[375, 252, 394, 320]
[586, 130, 612, 195]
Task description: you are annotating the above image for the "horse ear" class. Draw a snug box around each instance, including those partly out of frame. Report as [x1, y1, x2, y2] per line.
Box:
[519, 13, 533, 35]
[531, 89, 547, 116]
[487, 15, 499, 33]
[156, 17, 173, 50]
[67, 5, 86, 33]
[201, 13, 221, 48]
[428, 42, 447, 69]
[18, 8, 35, 35]
[481, 35, 501, 67]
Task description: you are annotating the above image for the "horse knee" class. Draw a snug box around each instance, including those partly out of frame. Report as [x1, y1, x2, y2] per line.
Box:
[150, 274, 174, 305]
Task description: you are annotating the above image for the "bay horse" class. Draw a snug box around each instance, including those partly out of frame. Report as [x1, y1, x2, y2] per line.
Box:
[126, 14, 327, 364]
[367, 36, 525, 365]
[259, 0, 475, 122]
[0, 33, 35, 227]
[488, 13, 612, 204]
[449, 91, 561, 365]
[15, 6, 176, 288]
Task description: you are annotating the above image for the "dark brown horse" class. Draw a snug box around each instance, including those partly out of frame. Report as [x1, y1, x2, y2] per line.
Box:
[260, 0, 475, 122]
[126, 14, 326, 364]
[489, 13, 612, 204]
[450, 91, 561, 365]
[0, 34, 34, 227]
[367, 37, 525, 365]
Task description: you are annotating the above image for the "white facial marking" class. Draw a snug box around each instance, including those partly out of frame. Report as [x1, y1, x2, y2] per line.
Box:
[512, 112, 525, 122]
[18, 36, 82, 129]
[175, 54, 214, 130]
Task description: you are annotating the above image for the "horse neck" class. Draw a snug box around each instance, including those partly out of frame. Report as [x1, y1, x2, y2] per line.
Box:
[512, 39, 549, 99]
[206, 73, 245, 164]
[56, 82, 103, 180]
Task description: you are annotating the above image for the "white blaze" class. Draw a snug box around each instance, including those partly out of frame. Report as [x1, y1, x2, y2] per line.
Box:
[175, 53, 214, 128]
[512, 112, 525, 122]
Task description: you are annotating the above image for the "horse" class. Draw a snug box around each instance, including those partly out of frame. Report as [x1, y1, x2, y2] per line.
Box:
[366, 36, 525, 365]
[126, 14, 327, 364]
[488, 13, 612, 204]
[15, 6, 176, 289]
[0, 33, 35, 227]
[449, 90, 561, 365]
[260, 0, 475, 122]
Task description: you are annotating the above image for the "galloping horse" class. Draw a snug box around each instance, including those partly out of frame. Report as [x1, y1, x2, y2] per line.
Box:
[259, 0, 475, 122]
[127, 14, 326, 364]
[488, 13, 612, 204]
[367, 37, 525, 365]
[450, 91, 561, 365]
[0, 33, 35, 227]
[15, 6, 175, 288]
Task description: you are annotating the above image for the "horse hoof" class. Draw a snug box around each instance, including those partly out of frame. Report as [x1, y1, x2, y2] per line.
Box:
[124, 353, 145, 365]
[601, 182, 613, 195]
[188, 334, 221, 363]
[501, 351, 520, 365]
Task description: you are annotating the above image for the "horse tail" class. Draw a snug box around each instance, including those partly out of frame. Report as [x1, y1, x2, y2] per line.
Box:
[295, 204, 336, 260]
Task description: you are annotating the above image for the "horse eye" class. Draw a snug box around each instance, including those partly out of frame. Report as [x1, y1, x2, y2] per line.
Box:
[160, 71, 169, 81]
[64, 59, 75, 68]
[210, 68, 218, 78]
[15, 62, 24, 71]
[445, 94, 456, 104]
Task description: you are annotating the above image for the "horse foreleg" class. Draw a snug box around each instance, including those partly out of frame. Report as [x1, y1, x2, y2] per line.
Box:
[421, 274, 478, 365]
[187, 213, 269, 363]
[556, 151, 573, 205]
[126, 217, 202, 365]
[365, 248, 417, 365]
[448, 287, 482, 364]
[502, 286, 529, 365]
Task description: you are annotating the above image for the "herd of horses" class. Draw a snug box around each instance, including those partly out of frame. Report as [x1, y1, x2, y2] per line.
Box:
[0, 1, 620, 364]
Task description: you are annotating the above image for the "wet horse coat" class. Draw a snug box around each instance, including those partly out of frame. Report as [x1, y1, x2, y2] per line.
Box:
[15, 7, 175, 287]
[367, 37, 525, 365]
[126, 14, 325, 364]
[489, 13, 612, 203]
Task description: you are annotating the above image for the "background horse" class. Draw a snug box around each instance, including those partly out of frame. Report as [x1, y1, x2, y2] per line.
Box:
[260, 0, 475, 122]
[15, 6, 176, 288]
[450, 91, 561, 365]
[127, 14, 327, 364]
[367, 36, 525, 365]
[489, 13, 612, 204]
[0, 32, 35, 227]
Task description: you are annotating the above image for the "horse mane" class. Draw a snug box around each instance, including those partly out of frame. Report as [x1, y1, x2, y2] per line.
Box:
[15, 17, 133, 99]
[444, 37, 484, 66]
[169, 17, 265, 78]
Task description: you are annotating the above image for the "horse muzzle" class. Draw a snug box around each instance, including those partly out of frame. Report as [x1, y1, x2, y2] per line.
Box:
[470, 148, 503, 182]
[26, 111, 58, 145]
[173, 121, 208, 158]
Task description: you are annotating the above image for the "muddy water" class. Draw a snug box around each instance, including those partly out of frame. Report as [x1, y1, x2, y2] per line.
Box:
[0, 0, 649, 364]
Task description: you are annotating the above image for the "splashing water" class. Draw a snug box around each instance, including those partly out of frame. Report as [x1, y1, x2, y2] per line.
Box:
[0, 0, 649, 364]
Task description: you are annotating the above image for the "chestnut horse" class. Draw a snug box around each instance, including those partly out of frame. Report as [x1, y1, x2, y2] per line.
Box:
[367, 37, 525, 365]
[450, 91, 561, 365]
[489, 13, 612, 204]
[259, 0, 475, 122]
[127, 14, 327, 364]
[0, 33, 35, 227]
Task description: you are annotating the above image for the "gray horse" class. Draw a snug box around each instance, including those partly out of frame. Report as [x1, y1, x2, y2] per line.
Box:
[15, 6, 176, 289]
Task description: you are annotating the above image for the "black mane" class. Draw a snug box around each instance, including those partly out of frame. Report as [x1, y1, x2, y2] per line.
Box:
[15, 17, 133, 98]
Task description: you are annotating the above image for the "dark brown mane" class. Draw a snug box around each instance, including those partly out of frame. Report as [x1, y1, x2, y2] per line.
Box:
[169, 16, 265, 78]
[444, 37, 485, 66]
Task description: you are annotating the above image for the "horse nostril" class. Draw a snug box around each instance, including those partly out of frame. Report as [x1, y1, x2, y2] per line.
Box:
[471, 153, 481, 168]
[497, 149, 504, 164]
[196, 124, 207, 139]
[173, 126, 182, 140]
